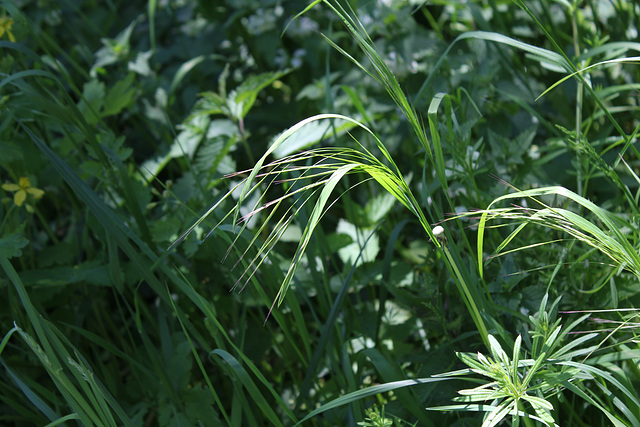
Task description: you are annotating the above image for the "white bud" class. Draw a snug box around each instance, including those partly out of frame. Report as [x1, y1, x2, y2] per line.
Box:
[431, 225, 446, 246]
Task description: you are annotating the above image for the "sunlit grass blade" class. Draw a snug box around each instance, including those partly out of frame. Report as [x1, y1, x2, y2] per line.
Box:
[271, 163, 358, 312]
[194, 111, 491, 344]
[318, 0, 433, 158]
[417, 30, 572, 105]
[514, 0, 638, 166]
[536, 56, 640, 101]
[476, 186, 640, 281]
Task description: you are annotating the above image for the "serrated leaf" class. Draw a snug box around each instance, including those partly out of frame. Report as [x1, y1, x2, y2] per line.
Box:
[194, 92, 227, 116]
[78, 79, 105, 123]
[0, 232, 28, 258]
[183, 386, 221, 426]
[128, 50, 153, 77]
[233, 69, 290, 118]
[103, 73, 137, 117]
[91, 21, 135, 76]
[336, 218, 380, 266]
[365, 191, 396, 223]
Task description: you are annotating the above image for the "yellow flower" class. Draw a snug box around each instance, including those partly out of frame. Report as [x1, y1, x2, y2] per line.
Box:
[0, 15, 15, 43]
[2, 177, 44, 207]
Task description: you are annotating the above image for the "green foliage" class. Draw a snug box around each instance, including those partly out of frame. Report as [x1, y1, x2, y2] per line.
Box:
[1, 0, 640, 425]
[357, 405, 394, 427]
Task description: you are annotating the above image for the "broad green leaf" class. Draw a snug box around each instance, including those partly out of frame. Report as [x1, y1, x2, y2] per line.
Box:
[102, 73, 137, 117]
[0, 232, 28, 259]
[336, 219, 380, 266]
[77, 79, 105, 123]
[232, 69, 291, 119]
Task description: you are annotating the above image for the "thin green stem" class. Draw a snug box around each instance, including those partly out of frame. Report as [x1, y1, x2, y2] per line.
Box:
[34, 206, 59, 244]
[572, 1, 584, 196]
[518, 399, 536, 427]
[238, 117, 255, 164]
[442, 245, 489, 348]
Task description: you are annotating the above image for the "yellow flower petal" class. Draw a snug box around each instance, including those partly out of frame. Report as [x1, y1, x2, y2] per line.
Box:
[0, 16, 14, 42]
[27, 187, 45, 199]
[18, 177, 31, 189]
[14, 189, 26, 206]
[2, 182, 20, 192]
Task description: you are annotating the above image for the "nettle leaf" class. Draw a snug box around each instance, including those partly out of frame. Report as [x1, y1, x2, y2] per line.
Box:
[509, 126, 537, 162]
[173, 172, 198, 204]
[381, 300, 412, 325]
[336, 218, 380, 266]
[487, 125, 537, 166]
[0, 232, 28, 259]
[194, 119, 239, 177]
[365, 191, 396, 223]
[91, 21, 136, 76]
[128, 50, 153, 77]
[194, 92, 228, 117]
[297, 72, 343, 102]
[171, 115, 210, 159]
[194, 135, 237, 177]
[168, 339, 192, 391]
[399, 239, 429, 265]
[183, 385, 221, 425]
[232, 69, 291, 119]
[150, 216, 182, 243]
[97, 129, 132, 162]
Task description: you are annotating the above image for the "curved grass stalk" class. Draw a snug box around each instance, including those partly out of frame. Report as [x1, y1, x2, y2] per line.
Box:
[476, 186, 640, 283]
[175, 111, 490, 344]
[240, 0, 492, 343]
[536, 56, 640, 102]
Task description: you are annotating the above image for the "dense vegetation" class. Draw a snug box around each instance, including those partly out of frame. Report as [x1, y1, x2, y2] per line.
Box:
[1, 0, 640, 425]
